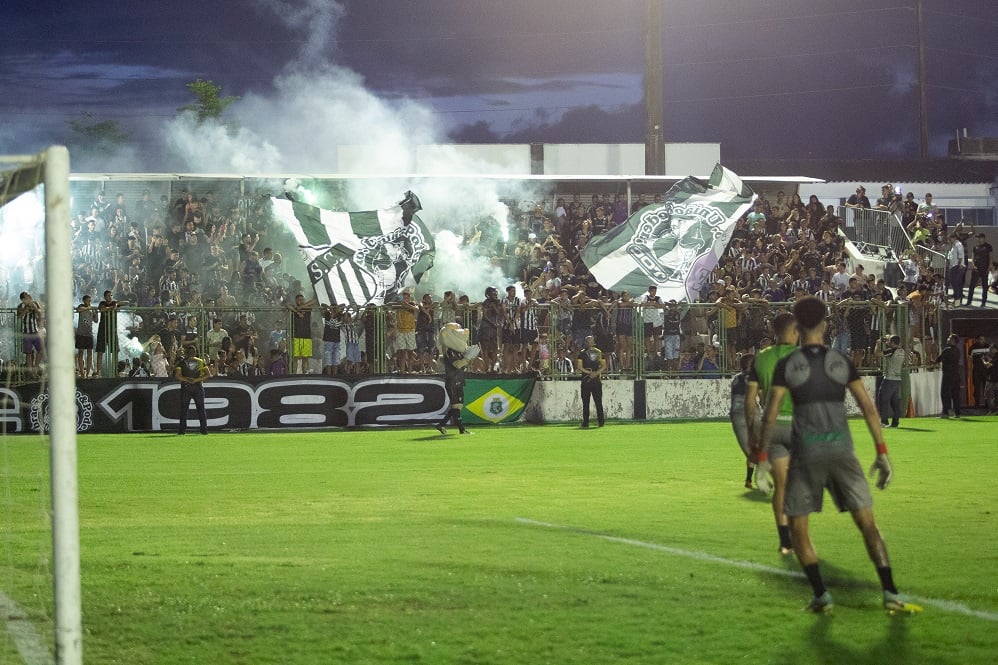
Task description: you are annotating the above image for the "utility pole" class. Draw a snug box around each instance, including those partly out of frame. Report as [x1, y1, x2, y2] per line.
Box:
[916, 0, 929, 158]
[645, 0, 665, 175]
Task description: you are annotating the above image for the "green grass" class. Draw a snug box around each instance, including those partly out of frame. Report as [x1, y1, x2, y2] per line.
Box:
[3, 418, 998, 664]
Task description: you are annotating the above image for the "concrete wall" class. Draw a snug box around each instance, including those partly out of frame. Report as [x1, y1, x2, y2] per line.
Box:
[541, 144, 646, 176]
[522, 376, 876, 423]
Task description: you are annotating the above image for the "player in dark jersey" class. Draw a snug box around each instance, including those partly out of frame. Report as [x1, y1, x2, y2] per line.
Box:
[729, 353, 756, 489]
[746, 312, 799, 554]
[759, 297, 921, 615]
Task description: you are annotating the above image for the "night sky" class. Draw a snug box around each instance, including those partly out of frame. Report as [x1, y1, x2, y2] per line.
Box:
[2, 0, 996, 171]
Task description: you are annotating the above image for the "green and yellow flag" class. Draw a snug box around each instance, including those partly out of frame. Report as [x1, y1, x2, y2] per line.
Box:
[463, 378, 535, 424]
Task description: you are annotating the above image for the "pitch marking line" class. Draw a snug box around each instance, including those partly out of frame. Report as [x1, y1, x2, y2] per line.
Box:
[516, 517, 998, 622]
[0, 590, 53, 665]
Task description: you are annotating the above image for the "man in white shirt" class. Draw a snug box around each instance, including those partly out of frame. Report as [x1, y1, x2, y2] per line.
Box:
[946, 232, 966, 303]
[829, 262, 851, 297]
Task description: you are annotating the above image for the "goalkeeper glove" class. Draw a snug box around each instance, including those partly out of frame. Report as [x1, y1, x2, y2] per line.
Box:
[869, 454, 893, 490]
[755, 460, 773, 493]
[464, 344, 481, 361]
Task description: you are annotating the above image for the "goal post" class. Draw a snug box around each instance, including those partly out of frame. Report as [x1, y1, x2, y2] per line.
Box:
[44, 146, 82, 665]
[1, 145, 82, 665]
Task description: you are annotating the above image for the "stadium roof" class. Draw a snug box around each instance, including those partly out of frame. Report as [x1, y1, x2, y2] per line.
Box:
[724, 158, 998, 185]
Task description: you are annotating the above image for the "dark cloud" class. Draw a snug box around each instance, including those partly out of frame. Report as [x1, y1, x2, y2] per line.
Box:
[1, 0, 995, 163]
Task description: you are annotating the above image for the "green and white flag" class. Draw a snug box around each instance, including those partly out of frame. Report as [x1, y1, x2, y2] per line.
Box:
[270, 191, 435, 306]
[581, 164, 755, 302]
[463, 378, 535, 424]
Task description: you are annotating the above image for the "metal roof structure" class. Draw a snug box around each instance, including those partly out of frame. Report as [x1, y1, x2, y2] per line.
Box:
[724, 158, 998, 185]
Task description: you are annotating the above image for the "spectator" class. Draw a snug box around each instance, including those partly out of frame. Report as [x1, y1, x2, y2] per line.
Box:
[394, 289, 419, 373]
[416, 294, 437, 374]
[638, 285, 664, 362]
[75, 294, 96, 377]
[916, 193, 939, 219]
[268, 348, 287, 376]
[965, 233, 993, 307]
[478, 287, 503, 372]
[946, 232, 966, 303]
[322, 304, 343, 376]
[500, 285, 522, 372]
[613, 291, 636, 372]
[287, 294, 315, 374]
[662, 300, 682, 372]
[845, 186, 871, 208]
[230, 313, 257, 359]
[825, 261, 851, 299]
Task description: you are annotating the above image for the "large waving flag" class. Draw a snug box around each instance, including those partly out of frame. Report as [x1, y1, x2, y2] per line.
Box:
[271, 191, 435, 306]
[581, 164, 755, 302]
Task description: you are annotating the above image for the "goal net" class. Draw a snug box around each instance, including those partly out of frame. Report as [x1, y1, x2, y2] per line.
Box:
[1, 146, 80, 665]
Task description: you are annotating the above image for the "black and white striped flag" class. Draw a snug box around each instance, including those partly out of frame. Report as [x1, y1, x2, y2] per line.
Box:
[271, 191, 435, 306]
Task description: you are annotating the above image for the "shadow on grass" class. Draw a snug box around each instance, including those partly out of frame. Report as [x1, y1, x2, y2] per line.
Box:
[774, 609, 911, 665]
[738, 489, 771, 504]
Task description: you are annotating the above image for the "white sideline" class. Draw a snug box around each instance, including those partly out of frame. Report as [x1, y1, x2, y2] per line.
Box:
[0, 590, 53, 665]
[516, 517, 998, 622]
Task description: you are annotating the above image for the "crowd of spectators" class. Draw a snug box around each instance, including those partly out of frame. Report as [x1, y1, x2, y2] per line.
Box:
[4, 183, 996, 381]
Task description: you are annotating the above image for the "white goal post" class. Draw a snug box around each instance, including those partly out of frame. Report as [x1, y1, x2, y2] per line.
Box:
[1, 146, 81, 665]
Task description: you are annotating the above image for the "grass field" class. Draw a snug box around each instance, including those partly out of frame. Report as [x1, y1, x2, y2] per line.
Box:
[3, 417, 998, 664]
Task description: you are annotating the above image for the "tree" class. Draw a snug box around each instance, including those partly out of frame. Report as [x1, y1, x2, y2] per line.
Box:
[178, 79, 239, 124]
[65, 112, 130, 157]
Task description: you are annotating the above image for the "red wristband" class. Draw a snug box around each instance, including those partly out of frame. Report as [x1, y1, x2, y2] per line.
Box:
[757, 450, 768, 463]
[876, 443, 888, 455]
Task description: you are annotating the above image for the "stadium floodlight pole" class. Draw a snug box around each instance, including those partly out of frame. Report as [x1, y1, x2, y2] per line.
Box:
[44, 145, 84, 665]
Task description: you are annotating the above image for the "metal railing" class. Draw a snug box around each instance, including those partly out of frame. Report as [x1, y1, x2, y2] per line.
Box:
[0, 297, 945, 385]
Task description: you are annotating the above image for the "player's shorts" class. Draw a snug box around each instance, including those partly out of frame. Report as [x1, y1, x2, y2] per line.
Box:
[768, 422, 792, 460]
[730, 413, 751, 458]
[323, 341, 341, 367]
[662, 334, 680, 360]
[75, 334, 94, 351]
[395, 331, 416, 351]
[783, 452, 873, 517]
[293, 337, 313, 358]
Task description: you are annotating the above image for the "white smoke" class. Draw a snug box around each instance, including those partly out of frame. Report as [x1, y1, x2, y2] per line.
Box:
[162, 1, 538, 302]
[0, 189, 46, 305]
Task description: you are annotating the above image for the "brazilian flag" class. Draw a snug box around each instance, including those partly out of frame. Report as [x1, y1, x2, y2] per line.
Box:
[462, 378, 536, 424]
